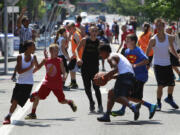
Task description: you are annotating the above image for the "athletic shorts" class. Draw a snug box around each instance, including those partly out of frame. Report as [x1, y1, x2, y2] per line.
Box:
[170, 53, 180, 66]
[154, 65, 175, 86]
[11, 83, 33, 107]
[147, 56, 153, 67]
[68, 58, 76, 70]
[58, 55, 69, 73]
[130, 80, 145, 100]
[113, 73, 135, 99]
[36, 84, 65, 102]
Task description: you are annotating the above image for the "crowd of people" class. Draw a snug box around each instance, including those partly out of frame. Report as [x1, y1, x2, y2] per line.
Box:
[2, 8, 180, 124]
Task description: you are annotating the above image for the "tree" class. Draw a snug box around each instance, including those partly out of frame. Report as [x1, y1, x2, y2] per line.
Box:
[139, 0, 180, 22]
[107, 0, 140, 16]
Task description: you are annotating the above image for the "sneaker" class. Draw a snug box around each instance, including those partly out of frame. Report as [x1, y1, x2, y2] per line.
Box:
[111, 109, 125, 117]
[25, 113, 37, 120]
[149, 104, 157, 119]
[3, 115, 11, 125]
[164, 97, 179, 109]
[69, 101, 77, 112]
[90, 102, 95, 112]
[69, 82, 78, 89]
[133, 103, 141, 121]
[97, 106, 104, 113]
[97, 113, 110, 122]
[63, 86, 70, 91]
[156, 103, 161, 111]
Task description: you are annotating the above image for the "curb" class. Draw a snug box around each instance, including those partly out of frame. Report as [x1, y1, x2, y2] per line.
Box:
[0, 57, 16, 63]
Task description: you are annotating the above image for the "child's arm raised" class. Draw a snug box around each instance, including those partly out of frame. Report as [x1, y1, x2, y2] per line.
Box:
[33, 56, 46, 73]
[16, 55, 34, 74]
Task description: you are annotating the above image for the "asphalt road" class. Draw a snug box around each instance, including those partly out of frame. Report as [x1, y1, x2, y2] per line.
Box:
[0, 15, 180, 135]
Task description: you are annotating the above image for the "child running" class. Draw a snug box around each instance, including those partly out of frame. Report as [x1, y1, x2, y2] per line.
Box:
[3, 40, 38, 124]
[25, 44, 77, 119]
[111, 34, 157, 119]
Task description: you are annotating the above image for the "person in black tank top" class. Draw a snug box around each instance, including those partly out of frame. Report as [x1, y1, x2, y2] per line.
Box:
[82, 37, 99, 69]
[75, 26, 103, 113]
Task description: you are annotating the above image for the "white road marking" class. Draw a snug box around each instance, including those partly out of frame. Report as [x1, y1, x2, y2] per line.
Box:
[0, 80, 43, 135]
[148, 68, 154, 78]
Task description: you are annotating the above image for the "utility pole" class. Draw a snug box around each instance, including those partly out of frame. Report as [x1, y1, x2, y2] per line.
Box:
[4, 0, 8, 74]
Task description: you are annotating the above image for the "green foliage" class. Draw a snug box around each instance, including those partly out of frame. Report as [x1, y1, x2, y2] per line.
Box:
[139, 0, 180, 22]
[107, 0, 180, 22]
[107, 0, 140, 16]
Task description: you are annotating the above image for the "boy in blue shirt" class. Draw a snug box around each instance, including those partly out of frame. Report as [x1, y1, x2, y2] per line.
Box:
[111, 34, 157, 119]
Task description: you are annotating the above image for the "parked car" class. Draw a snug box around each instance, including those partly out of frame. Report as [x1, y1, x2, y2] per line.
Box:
[62, 16, 76, 25]
[98, 15, 106, 22]
[82, 17, 96, 24]
[80, 12, 88, 18]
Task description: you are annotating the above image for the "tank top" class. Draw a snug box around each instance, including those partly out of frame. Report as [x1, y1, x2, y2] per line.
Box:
[138, 31, 153, 56]
[57, 36, 66, 58]
[153, 34, 171, 66]
[82, 38, 100, 68]
[17, 54, 34, 84]
[110, 53, 134, 75]
[43, 57, 62, 89]
[71, 31, 83, 59]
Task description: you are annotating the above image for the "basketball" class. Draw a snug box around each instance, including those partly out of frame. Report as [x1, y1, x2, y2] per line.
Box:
[93, 72, 108, 86]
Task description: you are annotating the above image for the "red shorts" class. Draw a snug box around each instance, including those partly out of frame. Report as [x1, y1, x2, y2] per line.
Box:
[37, 84, 65, 102]
[115, 33, 119, 39]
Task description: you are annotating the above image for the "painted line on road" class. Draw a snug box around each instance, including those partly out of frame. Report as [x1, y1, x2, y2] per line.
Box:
[0, 79, 44, 135]
[148, 68, 154, 78]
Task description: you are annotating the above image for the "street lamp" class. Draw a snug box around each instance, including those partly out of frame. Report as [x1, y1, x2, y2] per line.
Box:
[4, 0, 8, 74]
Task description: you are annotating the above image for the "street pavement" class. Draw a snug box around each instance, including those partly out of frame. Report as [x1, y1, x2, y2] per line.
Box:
[1, 15, 180, 135]
[0, 44, 180, 135]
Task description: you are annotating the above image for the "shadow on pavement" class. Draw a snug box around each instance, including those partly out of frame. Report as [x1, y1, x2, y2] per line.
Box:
[37, 117, 77, 121]
[12, 120, 50, 127]
[0, 90, 6, 93]
[160, 109, 180, 115]
[88, 112, 103, 115]
[63, 88, 84, 92]
[105, 120, 162, 125]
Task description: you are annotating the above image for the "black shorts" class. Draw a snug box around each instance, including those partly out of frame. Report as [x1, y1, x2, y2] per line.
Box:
[68, 58, 77, 70]
[170, 53, 180, 66]
[130, 80, 145, 100]
[113, 73, 135, 99]
[58, 55, 69, 73]
[11, 83, 33, 107]
[154, 65, 175, 87]
[147, 56, 153, 67]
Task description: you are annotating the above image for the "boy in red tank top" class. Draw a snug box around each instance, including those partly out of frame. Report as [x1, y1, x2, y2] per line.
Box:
[25, 44, 77, 119]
